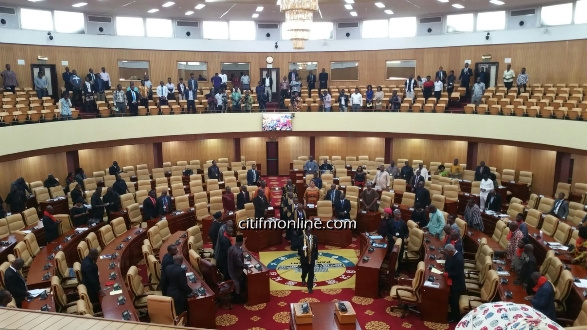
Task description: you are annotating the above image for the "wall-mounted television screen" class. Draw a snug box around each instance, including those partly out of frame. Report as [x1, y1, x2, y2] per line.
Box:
[262, 113, 293, 131]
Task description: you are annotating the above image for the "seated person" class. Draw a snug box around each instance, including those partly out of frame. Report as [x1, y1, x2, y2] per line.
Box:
[43, 174, 60, 189]
[319, 159, 333, 175]
[449, 158, 463, 178]
[435, 164, 448, 177]
[70, 198, 90, 227]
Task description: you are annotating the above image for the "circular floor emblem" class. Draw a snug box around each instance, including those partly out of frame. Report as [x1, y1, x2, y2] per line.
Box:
[266, 252, 356, 287]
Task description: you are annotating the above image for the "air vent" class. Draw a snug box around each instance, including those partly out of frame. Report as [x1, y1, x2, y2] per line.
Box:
[88, 16, 112, 23]
[511, 9, 536, 16]
[177, 20, 199, 27]
[0, 7, 16, 15]
[258, 23, 278, 29]
[338, 22, 359, 28]
[420, 17, 442, 24]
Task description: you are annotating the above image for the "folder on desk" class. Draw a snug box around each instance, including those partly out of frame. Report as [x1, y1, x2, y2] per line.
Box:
[368, 235, 383, 240]
[430, 268, 443, 275]
[424, 281, 440, 288]
[372, 243, 387, 249]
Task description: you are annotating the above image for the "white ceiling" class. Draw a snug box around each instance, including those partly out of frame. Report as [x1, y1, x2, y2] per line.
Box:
[1, 0, 565, 22]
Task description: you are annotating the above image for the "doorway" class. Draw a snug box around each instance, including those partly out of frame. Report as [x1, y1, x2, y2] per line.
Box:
[266, 141, 279, 176]
[474, 62, 499, 88]
[30, 64, 59, 101]
[259, 68, 280, 103]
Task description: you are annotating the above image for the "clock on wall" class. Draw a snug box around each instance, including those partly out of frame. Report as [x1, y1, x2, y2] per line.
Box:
[266, 56, 274, 64]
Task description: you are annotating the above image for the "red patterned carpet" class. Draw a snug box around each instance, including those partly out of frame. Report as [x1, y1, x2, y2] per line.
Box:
[211, 176, 455, 330]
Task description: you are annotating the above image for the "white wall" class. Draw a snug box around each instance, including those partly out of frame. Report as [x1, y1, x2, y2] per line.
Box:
[0, 24, 585, 53]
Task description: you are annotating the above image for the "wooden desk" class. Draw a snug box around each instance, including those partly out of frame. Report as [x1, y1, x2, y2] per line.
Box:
[201, 213, 235, 244]
[310, 218, 353, 248]
[22, 289, 54, 312]
[502, 181, 530, 202]
[0, 237, 17, 263]
[228, 237, 271, 305]
[39, 198, 69, 216]
[566, 264, 587, 321]
[240, 218, 283, 252]
[459, 180, 472, 193]
[147, 208, 196, 232]
[160, 231, 216, 329]
[421, 234, 450, 324]
[289, 302, 361, 330]
[97, 228, 146, 322]
[356, 211, 380, 233]
[527, 226, 574, 265]
[480, 211, 505, 237]
[304, 205, 318, 218]
[492, 257, 531, 305]
[463, 229, 505, 254]
[26, 223, 105, 290]
[355, 233, 388, 299]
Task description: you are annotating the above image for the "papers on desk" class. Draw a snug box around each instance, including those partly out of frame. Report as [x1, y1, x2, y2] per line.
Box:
[307, 204, 315, 209]
[314, 218, 321, 221]
[424, 281, 440, 288]
[430, 268, 443, 275]
[361, 211, 367, 214]
[84, 204, 92, 209]
[546, 242, 569, 250]
[28, 289, 47, 297]
[110, 290, 123, 295]
[493, 259, 505, 265]
[368, 235, 383, 240]
[436, 260, 446, 264]
[75, 228, 89, 233]
[497, 271, 511, 276]
[575, 279, 587, 289]
[499, 214, 509, 218]
[372, 243, 387, 249]
[267, 207, 274, 211]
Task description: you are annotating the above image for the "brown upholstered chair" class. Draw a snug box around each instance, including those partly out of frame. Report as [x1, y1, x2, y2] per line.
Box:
[199, 258, 234, 309]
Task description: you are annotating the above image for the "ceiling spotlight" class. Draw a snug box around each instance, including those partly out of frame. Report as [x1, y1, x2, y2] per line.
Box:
[490, 0, 505, 5]
[252, 13, 259, 18]
[375, 2, 385, 8]
[350, 11, 357, 16]
[162, 2, 175, 7]
[27, 0, 44, 2]
[452, 3, 464, 8]
[438, 0, 449, 2]
[195, 4, 205, 9]
[185, 11, 194, 15]
[147, 8, 159, 13]
[344, 4, 352, 9]
[72, 2, 87, 7]
[384, 9, 394, 14]
[344, 0, 354, 3]
[256, 6, 264, 12]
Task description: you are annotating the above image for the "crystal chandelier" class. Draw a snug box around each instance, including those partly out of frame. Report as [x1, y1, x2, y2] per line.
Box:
[280, 0, 318, 49]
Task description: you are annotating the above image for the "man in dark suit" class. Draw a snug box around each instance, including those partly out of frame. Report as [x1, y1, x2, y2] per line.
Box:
[306, 71, 316, 97]
[160, 244, 178, 295]
[157, 190, 172, 215]
[82, 75, 96, 113]
[474, 161, 491, 181]
[444, 244, 465, 323]
[411, 169, 425, 191]
[247, 164, 260, 186]
[227, 235, 247, 302]
[400, 161, 414, 183]
[334, 192, 351, 219]
[435, 66, 447, 86]
[81, 249, 101, 304]
[414, 181, 430, 207]
[459, 62, 473, 98]
[4, 258, 28, 308]
[208, 160, 220, 180]
[530, 271, 556, 321]
[253, 189, 268, 219]
[485, 190, 502, 213]
[288, 69, 298, 83]
[324, 184, 341, 204]
[209, 211, 224, 250]
[108, 161, 121, 175]
[298, 228, 318, 293]
[42, 205, 61, 244]
[86, 68, 97, 86]
[142, 190, 159, 220]
[126, 84, 139, 116]
[236, 186, 250, 210]
[113, 175, 129, 195]
[318, 68, 328, 94]
[549, 193, 569, 219]
[165, 255, 194, 314]
[216, 222, 234, 279]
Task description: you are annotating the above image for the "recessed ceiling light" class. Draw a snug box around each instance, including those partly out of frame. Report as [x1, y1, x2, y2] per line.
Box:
[162, 2, 175, 7]
[489, 0, 504, 5]
[256, 6, 264, 12]
[195, 4, 205, 9]
[350, 11, 357, 16]
[438, 0, 449, 2]
[384, 9, 394, 14]
[344, 4, 352, 9]
[28, 0, 43, 2]
[452, 3, 464, 8]
[147, 8, 159, 13]
[252, 13, 259, 18]
[185, 10, 194, 15]
[72, 2, 87, 7]
[375, 2, 385, 8]
[345, 0, 354, 3]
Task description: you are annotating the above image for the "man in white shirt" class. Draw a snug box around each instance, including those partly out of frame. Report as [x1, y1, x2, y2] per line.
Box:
[433, 76, 443, 101]
[417, 163, 429, 181]
[263, 73, 273, 102]
[241, 73, 250, 91]
[165, 77, 175, 100]
[503, 64, 515, 93]
[479, 173, 494, 211]
[215, 91, 224, 112]
[372, 165, 390, 190]
[219, 70, 228, 89]
[405, 74, 416, 100]
[350, 88, 362, 112]
[156, 81, 168, 106]
[322, 90, 332, 112]
[517, 67, 529, 95]
[99, 67, 111, 90]
[471, 77, 485, 107]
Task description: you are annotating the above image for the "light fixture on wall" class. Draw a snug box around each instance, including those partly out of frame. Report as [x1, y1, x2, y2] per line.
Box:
[47, 32, 53, 41]
[485, 32, 490, 40]
[280, 0, 318, 49]
[345, 32, 350, 37]
[266, 32, 271, 38]
[275, 41, 278, 49]
[427, 27, 432, 33]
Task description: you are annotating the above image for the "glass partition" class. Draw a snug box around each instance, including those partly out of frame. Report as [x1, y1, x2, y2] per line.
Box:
[117, 60, 149, 81]
[220, 62, 250, 84]
[385, 60, 416, 80]
[177, 62, 208, 81]
[330, 61, 359, 81]
[289, 62, 318, 82]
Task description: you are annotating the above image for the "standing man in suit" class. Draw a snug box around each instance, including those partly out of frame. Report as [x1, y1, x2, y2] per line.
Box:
[262, 73, 273, 102]
[485, 190, 502, 213]
[253, 189, 269, 219]
[62, 67, 73, 93]
[334, 192, 351, 219]
[126, 82, 139, 116]
[400, 161, 414, 183]
[324, 184, 341, 204]
[299, 228, 318, 293]
[186, 73, 198, 114]
[306, 71, 316, 97]
[160, 244, 177, 296]
[414, 181, 430, 207]
[435, 66, 447, 87]
[157, 190, 172, 215]
[318, 68, 328, 94]
[208, 160, 220, 180]
[81, 249, 101, 304]
[459, 62, 473, 98]
[42, 205, 61, 244]
[86, 68, 97, 86]
[411, 170, 425, 191]
[108, 161, 121, 175]
[288, 69, 298, 83]
[549, 193, 569, 219]
[142, 190, 159, 220]
[474, 161, 490, 181]
[281, 191, 296, 240]
[209, 211, 223, 250]
[405, 74, 417, 100]
[247, 164, 260, 186]
[236, 186, 250, 210]
[227, 235, 247, 302]
[216, 222, 234, 279]
[165, 255, 194, 314]
[530, 272, 556, 321]
[4, 258, 28, 308]
[82, 75, 96, 113]
[444, 244, 465, 323]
